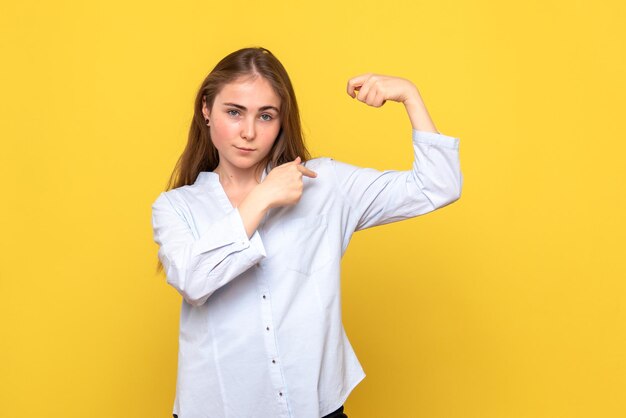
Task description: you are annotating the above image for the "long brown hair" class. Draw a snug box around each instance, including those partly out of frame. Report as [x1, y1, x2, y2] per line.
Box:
[156, 46, 310, 273]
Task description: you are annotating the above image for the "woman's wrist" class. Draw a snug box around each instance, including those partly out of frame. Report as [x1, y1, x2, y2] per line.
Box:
[247, 183, 273, 212]
[237, 185, 271, 237]
[403, 90, 438, 133]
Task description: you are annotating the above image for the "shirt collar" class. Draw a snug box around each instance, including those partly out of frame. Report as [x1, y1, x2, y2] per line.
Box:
[194, 171, 217, 185]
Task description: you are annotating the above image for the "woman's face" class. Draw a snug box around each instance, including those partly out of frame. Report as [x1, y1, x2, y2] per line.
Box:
[203, 75, 282, 176]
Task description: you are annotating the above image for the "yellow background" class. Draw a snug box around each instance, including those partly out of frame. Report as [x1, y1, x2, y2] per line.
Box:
[1, 0, 625, 417]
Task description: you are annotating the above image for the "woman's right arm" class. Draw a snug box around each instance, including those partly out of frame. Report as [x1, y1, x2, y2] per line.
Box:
[152, 192, 267, 307]
[152, 160, 317, 307]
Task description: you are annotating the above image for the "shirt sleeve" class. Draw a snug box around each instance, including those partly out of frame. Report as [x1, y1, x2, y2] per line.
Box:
[330, 129, 463, 232]
[151, 191, 266, 307]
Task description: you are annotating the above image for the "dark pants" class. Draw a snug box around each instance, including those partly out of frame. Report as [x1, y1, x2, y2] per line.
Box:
[173, 405, 346, 418]
[323, 405, 348, 418]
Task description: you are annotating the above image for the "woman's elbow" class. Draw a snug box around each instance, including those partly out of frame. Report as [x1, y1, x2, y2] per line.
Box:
[166, 273, 212, 307]
[434, 176, 463, 208]
[449, 175, 463, 204]
[162, 257, 213, 307]
[182, 292, 210, 307]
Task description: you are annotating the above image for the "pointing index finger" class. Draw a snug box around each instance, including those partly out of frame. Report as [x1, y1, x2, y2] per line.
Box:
[297, 164, 318, 178]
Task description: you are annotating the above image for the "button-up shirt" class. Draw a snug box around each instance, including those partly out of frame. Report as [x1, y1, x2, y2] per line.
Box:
[151, 129, 463, 418]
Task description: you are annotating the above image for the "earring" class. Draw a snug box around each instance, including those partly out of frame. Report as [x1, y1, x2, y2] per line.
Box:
[205, 119, 210, 126]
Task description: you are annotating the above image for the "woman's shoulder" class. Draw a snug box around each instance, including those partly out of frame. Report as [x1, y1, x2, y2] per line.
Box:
[303, 156, 334, 171]
[151, 187, 182, 210]
[152, 178, 207, 209]
[303, 156, 363, 176]
[303, 157, 348, 184]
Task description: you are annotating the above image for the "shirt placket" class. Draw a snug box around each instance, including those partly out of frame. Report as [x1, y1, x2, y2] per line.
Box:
[255, 261, 291, 418]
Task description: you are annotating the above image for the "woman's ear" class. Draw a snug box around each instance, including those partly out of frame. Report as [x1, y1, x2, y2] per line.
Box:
[202, 96, 211, 124]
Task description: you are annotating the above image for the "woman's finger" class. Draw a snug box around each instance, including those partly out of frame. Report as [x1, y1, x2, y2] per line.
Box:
[346, 73, 371, 98]
[297, 164, 318, 178]
[357, 78, 373, 103]
[373, 89, 387, 107]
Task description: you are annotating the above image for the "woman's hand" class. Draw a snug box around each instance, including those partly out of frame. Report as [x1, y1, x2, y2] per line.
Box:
[237, 157, 317, 237]
[346, 73, 420, 107]
[256, 157, 318, 209]
[346, 73, 438, 132]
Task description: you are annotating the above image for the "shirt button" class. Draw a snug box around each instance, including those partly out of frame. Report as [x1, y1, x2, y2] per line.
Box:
[272, 359, 276, 364]
[279, 392, 283, 396]
[262, 294, 266, 299]
[266, 326, 270, 331]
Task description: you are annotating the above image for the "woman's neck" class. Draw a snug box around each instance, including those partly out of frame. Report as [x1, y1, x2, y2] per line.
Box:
[214, 163, 264, 189]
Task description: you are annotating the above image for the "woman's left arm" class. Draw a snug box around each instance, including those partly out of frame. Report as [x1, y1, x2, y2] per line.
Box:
[332, 73, 462, 232]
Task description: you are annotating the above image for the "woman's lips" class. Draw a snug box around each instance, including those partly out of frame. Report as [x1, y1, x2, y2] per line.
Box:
[235, 146, 255, 152]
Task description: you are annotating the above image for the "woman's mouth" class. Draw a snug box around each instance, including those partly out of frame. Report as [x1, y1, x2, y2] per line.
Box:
[235, 146, 255, 152]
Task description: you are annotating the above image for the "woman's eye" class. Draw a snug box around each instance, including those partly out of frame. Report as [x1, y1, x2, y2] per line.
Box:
[260, 114, 273, 121]
[227, 109, 240, 117]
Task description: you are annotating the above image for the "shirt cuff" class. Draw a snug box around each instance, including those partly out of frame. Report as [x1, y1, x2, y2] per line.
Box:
[247, 229, 266, 259]
[233, 208, 267, 260]
[412, 129, 459, 150]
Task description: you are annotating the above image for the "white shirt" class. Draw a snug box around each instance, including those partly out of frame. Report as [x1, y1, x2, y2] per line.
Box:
[151, 129, 462, 418]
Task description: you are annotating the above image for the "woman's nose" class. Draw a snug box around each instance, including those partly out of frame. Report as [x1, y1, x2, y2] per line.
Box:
[241, 117, 256, 141]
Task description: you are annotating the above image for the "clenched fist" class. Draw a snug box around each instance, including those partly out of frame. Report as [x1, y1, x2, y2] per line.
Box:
[346, 73, 437, 132]
[346, 73, 420, 108]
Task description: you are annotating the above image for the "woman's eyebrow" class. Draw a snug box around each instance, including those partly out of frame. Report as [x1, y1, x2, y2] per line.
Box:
[222, 102, 279, 112]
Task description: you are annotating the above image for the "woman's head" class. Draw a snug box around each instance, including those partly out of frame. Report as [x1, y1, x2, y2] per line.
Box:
[202, 70, 283, 177]
[166, 47, 310, 190]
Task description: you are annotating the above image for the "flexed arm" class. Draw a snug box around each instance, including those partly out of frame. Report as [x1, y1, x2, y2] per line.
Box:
[335, 73, 462, 232]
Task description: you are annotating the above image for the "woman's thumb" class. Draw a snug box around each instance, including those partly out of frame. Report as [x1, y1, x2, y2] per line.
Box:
[293, 156, 301, 164]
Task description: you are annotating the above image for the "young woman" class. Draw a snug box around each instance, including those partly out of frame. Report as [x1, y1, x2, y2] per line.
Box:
[151, 46, 462, 418]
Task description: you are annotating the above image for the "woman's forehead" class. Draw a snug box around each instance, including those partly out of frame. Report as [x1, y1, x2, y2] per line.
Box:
[217, 76, 281, 108]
